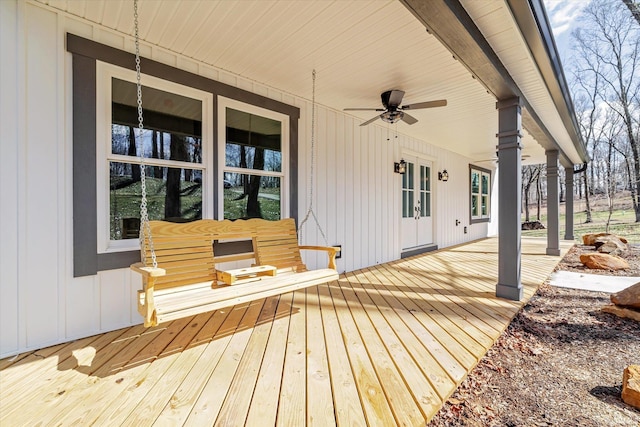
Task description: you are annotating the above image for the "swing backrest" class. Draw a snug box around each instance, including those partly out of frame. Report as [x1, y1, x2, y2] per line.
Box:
[253, 218, 307, 272]
[141, 218, 307, 292]
[142, 220, 219, 292]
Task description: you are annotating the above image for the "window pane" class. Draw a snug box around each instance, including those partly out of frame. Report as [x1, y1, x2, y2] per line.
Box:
[482, 195, 488, 216]
[471, 170, 480, 194]
[111, 125, 202, 164]
[223, 173, 281, 220]
[111, 78, 202, 162]
[407, 163, 414, 190]
[421, 192, 431, 217]
[109, 162, 202, 240]
[402, 166, 409, 189]
[403, 190, 413, 218]
[225, 108, 281, 172]
[471, 195, 479, 217]
[482, 173, 489, 195]
[421, 166, 430, 191]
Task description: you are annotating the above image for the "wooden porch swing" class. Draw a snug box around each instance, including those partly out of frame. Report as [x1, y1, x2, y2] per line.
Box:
[129, 1, 338, 327]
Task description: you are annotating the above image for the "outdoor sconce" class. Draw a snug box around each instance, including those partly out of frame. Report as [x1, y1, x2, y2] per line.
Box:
[394, 159, 407, 174]
[438, 169, 449, 181]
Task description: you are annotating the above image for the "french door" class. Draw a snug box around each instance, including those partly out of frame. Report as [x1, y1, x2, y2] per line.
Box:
[401, 157, 433, 250]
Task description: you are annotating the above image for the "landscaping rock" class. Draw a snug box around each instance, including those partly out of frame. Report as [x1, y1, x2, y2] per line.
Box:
[594, 235, 628, 256]
[579, 253, 629, 270]
[622, 365, 640, 410]
[582, 233, 628, 246]
[611, 282, 640, 309]
[521, 221, 545, 230]
[602, 304, 640, 321]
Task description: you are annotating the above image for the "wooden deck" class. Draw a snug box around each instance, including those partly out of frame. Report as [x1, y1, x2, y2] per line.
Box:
[0, 237, 572, 426]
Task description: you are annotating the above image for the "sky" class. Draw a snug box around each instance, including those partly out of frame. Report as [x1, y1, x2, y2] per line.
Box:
[543, 0, 593, 63]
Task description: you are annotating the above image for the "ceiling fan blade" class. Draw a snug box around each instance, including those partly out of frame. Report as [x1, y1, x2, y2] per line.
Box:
[344, 108, 385, 111]
[401, 112, 418, 125]
[402, 99, 447, 110]
[360, 115, 381, 126]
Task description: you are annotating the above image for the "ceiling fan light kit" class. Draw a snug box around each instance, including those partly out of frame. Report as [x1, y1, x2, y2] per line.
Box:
[345, 89, 447, 126]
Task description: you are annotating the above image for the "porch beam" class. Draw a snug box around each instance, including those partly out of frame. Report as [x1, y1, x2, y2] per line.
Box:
[564, 166, 574, 240]
[546, 150, 561, 256]
[496, 97, 523, 301]
[399, 0, 575, 164]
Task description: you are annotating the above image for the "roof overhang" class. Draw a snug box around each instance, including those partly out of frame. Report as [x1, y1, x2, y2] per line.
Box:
[401, 0, 588, 168]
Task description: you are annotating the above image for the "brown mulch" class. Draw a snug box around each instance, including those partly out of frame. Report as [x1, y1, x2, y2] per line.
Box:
[428, 244, 640, 427]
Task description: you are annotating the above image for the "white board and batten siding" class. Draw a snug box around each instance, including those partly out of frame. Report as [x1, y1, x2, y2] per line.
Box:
[0, 0, 495, 358]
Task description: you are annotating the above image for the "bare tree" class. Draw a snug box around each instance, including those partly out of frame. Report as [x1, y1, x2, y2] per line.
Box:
[573, 1, 640, 221]
[571, 43, 604, 222]
[522, 165, 543, 222]
[622, 0, 640, 25]
[601, 110, 624, 230]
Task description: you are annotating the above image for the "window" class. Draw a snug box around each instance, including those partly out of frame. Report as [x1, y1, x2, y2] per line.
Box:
[97, 63, 213, 253]
[218, 98, 289, 220]
[470, 165, 491, 223]
[69, 34, 299, 276]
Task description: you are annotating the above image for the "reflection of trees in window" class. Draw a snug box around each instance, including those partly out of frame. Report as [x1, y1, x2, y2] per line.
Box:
[110, 122, 204, 229]
[128, 126, 141, 182]
[246, 147, 265, 218]
[152, 130, 163, 178]
[224, 108, 282, 219]
[165, 134, 188, 219]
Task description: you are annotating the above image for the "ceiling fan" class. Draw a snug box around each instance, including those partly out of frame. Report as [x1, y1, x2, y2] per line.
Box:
[344, 90, 447, 126]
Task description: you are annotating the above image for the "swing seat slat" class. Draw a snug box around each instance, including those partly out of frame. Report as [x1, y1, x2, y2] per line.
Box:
[131, 218, 339, 327]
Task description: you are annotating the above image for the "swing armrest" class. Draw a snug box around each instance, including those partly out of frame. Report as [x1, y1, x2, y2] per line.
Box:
[298, 246, 340, 270]
[130, 262, 166, 277]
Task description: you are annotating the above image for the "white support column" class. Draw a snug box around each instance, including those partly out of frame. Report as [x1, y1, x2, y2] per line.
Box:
[546, 150, 560, 256]
[564, 166, 574, 241]
[496, 97, 523, 301]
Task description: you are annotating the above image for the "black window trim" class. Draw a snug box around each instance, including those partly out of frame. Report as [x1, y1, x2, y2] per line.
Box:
[68, 33, 300, 277]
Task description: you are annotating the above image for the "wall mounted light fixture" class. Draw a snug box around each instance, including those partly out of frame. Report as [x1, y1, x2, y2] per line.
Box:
[394, 159, 407, 174]
[438, 169, 449, 181]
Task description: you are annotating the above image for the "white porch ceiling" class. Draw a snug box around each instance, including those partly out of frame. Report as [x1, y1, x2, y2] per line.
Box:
[460, 0, 582, 165]
[39, 0, 557, 165]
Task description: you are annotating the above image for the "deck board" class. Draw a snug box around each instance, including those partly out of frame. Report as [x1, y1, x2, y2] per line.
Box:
[183, 300, 265, 425]
[0, 237, 572, 426]
[245, 293, 293, 426]
[277, 290, 307, 427]
[305, 286, 336, 427]
[317, 283, 368, 427]
[215, 296, 280, 427]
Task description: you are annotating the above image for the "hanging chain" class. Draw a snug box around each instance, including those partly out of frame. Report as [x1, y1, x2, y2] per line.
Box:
[298, 70, 328, 245]
[134, 0, 157, 268]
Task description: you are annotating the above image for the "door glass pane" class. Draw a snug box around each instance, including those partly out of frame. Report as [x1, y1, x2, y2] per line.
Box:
[421, 192, 431, 217]
[111, 78, 202, 162]
[225, 108, 282, 172]
[403, 190, 413, 218]
[421, 166, 430, 191]
[223, 173, 281, 220]
[407, 163, 414, 190]
[109, 163, 202, 240]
